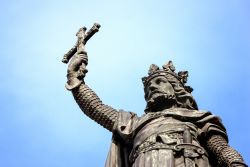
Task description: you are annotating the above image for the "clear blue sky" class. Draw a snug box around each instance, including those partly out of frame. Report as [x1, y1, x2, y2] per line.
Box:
[1, 0, 249, 166]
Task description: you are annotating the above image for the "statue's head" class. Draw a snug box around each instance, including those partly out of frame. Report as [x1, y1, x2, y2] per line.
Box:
[142, 61, 198, 112]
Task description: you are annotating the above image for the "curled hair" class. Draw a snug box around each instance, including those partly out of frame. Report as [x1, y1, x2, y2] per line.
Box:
[167, 74, 198, 110]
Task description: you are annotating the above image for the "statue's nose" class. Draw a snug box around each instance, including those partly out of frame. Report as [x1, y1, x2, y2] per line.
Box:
[149, 84, 158, 92]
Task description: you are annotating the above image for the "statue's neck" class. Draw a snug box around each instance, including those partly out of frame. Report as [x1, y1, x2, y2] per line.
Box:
[150, 103, 177, 112]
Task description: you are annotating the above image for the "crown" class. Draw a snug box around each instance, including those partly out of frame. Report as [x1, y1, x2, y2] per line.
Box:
[142, 61, 193, 93]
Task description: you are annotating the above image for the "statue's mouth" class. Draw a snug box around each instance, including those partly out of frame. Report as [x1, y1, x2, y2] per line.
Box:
[147, 92, 176, 110]
[148, 90, 175, 100]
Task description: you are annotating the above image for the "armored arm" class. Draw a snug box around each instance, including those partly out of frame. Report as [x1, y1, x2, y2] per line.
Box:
[206, 134, 247, 167]
[66, 51, 118, 132]
[71, 83, 118, 132]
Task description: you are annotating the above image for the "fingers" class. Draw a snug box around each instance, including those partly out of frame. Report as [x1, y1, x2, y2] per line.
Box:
[67, 52, 88, 72]
[77, 63, 88, 79]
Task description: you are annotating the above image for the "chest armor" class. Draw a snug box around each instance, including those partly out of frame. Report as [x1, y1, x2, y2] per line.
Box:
[130, 116, 207, 163]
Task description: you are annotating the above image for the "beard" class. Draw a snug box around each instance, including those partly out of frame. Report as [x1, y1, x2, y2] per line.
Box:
[147, 92, 177, 111]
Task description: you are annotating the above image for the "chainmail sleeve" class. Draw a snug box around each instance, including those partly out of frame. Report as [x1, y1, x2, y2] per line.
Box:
[206, 135, 247, 167]
[72, 83, 118, 132]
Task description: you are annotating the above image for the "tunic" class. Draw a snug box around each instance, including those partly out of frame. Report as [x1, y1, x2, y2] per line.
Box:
[105, 108, 227, 167]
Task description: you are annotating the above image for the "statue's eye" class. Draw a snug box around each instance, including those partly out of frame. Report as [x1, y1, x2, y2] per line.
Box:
[156, 78, 166, 84]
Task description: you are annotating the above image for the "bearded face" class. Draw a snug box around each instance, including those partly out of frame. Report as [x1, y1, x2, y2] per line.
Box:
[145, 76, 177, 111]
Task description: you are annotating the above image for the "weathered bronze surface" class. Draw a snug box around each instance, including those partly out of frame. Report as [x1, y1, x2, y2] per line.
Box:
[63, 24, 247, 167]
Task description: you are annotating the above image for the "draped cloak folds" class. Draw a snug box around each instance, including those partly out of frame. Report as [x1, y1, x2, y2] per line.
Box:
[105, 108, 228, 167]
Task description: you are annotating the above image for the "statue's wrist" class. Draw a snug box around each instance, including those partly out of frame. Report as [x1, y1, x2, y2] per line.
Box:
[65, 78, 82, 90]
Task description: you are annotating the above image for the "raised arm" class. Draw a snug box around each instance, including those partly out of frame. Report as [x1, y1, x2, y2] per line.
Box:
[65, 47, 118, 132]
[206, 134, 247, 167]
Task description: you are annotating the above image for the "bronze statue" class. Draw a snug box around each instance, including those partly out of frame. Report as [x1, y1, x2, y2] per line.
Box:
[63, 24, 247, 167]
